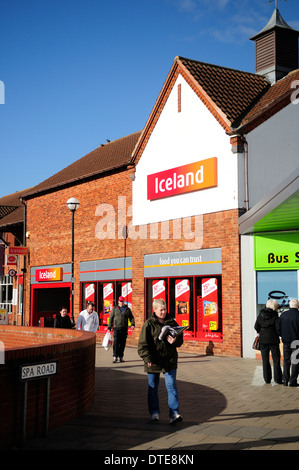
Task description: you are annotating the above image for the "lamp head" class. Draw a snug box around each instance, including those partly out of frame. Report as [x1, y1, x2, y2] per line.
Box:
[66, 197, 80, 212]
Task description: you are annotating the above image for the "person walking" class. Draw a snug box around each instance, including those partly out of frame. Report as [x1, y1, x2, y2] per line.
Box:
[254, 299, 282, 384]
[54, 306, 73, 329]
[138, 298, 183, 424]
[76, 301, 99, 332]
[277, 299, 299, 387]
[108, 296, 135, 363]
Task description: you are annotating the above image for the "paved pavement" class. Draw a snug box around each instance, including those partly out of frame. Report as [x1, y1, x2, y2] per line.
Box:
[21, 345, 299, 452]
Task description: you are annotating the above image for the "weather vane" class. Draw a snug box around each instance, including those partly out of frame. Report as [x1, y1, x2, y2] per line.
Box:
[269, 0, 288, 9]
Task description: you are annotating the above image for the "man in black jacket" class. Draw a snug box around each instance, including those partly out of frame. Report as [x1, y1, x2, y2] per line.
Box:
[277, 299, 299, 387]
[108, 296, 135, 363]
[138, 299, 184, 424]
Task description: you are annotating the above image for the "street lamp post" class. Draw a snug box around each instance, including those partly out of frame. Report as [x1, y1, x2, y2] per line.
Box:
[66, 197, 80, 325]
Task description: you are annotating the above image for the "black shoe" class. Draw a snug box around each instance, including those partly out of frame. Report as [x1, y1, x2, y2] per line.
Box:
[282, 381, 288, 386]
[169, 414, 183, 424]
[289, 383, 299, 387]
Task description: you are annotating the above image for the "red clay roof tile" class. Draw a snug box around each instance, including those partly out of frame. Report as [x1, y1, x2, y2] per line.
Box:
[239, 68, 299, 128]
[22, 131, 142, 198]
[179, 57, 271, 128]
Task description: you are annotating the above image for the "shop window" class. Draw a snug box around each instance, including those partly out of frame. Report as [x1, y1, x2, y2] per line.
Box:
[145, 276, 222, 342]
[196, 276, 222, 342]
[0, 275, 13, 314]
[256, 270, 298, 314]
[172, 278, 193, 329]
[81, 280, 132, 328]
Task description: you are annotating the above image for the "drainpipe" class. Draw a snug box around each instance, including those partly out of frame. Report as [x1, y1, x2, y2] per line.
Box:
[242, 137, 249, 211]
[229, 134, 249, 212]
[20, 199, 27, 326]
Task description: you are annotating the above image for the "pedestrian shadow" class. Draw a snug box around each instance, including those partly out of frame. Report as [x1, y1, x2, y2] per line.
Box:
[94, 366, 227, 422]
[71, 367, 228, 450]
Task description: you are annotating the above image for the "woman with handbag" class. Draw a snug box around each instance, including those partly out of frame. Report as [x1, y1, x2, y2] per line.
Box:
[254, 299, 282, 384]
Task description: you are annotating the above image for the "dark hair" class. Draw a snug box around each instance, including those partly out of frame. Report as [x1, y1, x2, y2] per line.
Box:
[86, 301, 95, 307]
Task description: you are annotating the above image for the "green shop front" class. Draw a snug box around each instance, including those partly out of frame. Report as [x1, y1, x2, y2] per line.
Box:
[239, 171, 299, 358]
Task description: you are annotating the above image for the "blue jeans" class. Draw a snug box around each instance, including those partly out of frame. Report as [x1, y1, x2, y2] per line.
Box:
[147, 369, 180, 417]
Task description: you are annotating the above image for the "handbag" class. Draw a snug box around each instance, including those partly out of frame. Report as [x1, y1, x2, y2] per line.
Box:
[102, 330, 113, 351]
[252, 334, 260, 350]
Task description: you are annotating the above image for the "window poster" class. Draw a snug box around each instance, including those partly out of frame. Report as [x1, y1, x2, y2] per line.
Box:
[122, 282, 133, 328]
[122, 282, 132, 309]
[202, 278, 218, 331]
[152, 280, 166, 305]
[103, 282, 114, 325]
[85, 283, 95, 305]
[175, 279, 190, 329]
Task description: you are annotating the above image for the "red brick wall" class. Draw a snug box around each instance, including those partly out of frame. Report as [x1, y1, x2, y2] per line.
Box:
[23, 168, 242, 357]
[0, 326, 95, 449]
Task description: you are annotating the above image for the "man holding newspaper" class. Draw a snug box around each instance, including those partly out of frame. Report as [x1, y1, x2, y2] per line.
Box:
[138, 298, 186, 424]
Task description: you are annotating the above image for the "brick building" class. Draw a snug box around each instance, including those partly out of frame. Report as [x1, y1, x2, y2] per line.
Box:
[0, 189, 29, 325]
[2, 7, 299, 357]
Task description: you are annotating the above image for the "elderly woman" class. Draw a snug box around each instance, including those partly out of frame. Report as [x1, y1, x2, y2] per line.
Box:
[138, 298, 183, 424]
[254, 299, 282, 384]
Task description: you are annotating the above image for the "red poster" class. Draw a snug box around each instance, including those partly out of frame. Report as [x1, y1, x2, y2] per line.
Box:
[103, 282, 114, 325]
[122, 282, 133, 330]
[152, 280, 166, 311]
[202, 278, 218, 331]
[121, 282, 132, 308]
[175, 279, 190, 328]
[85, 283, 95, 304]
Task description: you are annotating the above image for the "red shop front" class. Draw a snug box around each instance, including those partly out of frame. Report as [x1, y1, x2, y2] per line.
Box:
[80, 257, 133, 334]
[30, 264, 72, 326]
[144, 249, 223, 343]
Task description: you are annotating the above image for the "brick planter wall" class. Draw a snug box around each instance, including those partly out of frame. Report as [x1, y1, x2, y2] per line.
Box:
[0, 326, 96, 449]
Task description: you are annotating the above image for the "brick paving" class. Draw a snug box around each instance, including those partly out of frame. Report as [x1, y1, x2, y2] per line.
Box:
[22, 345, 299, 451]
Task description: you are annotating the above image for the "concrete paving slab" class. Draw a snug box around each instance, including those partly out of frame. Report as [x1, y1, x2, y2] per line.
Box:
[20, 346, 299, 452]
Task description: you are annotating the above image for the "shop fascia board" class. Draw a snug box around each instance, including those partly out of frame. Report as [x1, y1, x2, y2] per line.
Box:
[238, 167, 299, 234]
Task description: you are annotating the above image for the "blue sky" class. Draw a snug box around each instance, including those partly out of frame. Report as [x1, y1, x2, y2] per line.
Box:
[0, 0, 298, 198]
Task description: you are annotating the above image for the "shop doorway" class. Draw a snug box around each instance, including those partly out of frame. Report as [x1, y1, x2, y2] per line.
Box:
[31, 284, 71, 326]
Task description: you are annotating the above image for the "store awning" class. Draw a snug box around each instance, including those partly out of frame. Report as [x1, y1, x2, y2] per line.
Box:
[239, 167, 299, 234]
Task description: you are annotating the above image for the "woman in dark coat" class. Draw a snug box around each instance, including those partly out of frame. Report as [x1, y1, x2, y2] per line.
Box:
[254, 299, 282, 384]
[54, 306, 73, 329]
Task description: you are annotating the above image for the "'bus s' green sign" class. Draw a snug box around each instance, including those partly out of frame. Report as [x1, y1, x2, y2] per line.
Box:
[254, 233, 299, 270]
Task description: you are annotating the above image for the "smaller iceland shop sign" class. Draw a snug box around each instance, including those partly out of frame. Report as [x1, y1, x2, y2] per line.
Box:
[35, 267, 63, 282]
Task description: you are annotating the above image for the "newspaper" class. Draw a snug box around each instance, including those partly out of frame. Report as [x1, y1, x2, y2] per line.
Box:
[158, 325, 188, 341]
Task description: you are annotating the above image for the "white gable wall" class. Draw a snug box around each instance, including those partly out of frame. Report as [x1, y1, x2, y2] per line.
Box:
[132, 74, 240, 226]
[246, 102, 299, 208]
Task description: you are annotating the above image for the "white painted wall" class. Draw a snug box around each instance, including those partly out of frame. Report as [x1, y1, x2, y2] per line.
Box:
[246, 102, 299, 209]
[132, 74, 240, 225]
[241, 234, 257, 358]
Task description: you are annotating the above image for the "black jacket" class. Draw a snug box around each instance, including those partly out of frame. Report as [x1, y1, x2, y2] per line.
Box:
[54, 313, 73, 329]
[108, 305, 134, 331]
[254, 308, 280, 345]
[277, 308, 299, 344]
[138, 313, 183, 373]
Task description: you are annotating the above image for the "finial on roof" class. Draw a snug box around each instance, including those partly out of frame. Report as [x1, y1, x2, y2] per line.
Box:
[269, 0, 288, 10]
[250, 3, 299, 84]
